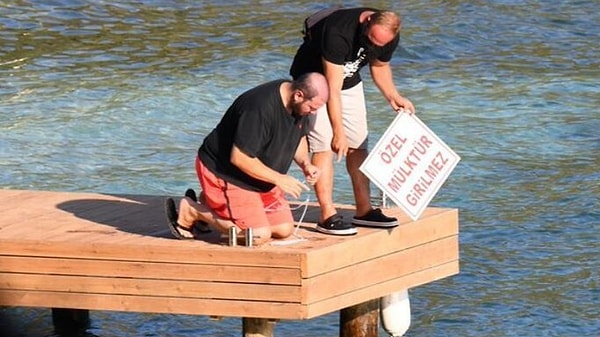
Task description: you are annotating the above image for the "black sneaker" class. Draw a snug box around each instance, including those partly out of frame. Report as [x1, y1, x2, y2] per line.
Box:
[316, 214, 357, 236]
[352, 208, 398, 228]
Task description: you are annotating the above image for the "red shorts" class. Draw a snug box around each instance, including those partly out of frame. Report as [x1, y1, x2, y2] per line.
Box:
[195, 157, 293, 229]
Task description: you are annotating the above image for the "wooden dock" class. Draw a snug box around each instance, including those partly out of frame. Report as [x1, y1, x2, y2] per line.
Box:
[0, 189, 459, 335]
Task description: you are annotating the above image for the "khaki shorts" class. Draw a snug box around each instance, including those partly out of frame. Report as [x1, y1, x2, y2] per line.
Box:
[195, 157, 294, 229]
[307, 82, 368, 152]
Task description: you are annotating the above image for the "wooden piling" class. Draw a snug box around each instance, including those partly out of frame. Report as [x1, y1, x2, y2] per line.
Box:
[242, 317, 275, 337]
[51, 308, 90, 334]
[339, 299, 379, 337]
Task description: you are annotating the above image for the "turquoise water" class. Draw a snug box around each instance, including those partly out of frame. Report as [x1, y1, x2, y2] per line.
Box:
[1, 1, 599, 336]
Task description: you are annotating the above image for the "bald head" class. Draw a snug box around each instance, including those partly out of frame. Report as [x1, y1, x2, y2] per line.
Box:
[370, 11, 401, 36]
[364, 11, 402, 47]
[292, 72, 329, 103]
[289, 72, 329, 116]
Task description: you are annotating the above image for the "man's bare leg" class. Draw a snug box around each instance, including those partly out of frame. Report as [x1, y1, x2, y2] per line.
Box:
[311, 150, 337, 222]
[347, 148, 372, 217]
[346, 148, 397, 227]
[178, 198, 296, 245]
[178, 197, 237, 235]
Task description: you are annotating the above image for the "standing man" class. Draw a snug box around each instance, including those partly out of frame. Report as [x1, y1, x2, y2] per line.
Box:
[290, 7, 416, 235]
[165, 72, 329, 246]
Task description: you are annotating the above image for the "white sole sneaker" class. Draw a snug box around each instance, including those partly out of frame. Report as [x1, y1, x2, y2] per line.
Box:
[316, 224, 358, 236]
[352, 218, 398, 227]
[316, 214, 358, 236]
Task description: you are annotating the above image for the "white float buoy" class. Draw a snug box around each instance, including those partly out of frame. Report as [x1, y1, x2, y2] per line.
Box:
[380, 289, 411, 337]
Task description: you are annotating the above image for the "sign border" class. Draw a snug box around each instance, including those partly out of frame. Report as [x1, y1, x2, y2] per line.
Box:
[360, 113, 460, 220]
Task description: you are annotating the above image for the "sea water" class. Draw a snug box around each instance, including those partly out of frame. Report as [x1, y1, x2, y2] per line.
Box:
[1, 1, 598, 336]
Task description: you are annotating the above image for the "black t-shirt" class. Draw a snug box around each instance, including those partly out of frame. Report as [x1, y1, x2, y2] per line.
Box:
[290, 7, 399, 90]
[198, 80, 308, 192]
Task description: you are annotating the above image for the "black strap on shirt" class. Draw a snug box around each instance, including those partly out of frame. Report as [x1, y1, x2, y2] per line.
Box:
[302, 5, 342, 40]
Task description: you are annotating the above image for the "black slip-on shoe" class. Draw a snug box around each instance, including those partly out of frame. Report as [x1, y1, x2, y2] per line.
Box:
[316, 214, 357, 236]
[352, 208, 398, 228]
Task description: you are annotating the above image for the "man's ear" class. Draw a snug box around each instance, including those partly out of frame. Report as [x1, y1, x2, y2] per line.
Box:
[294, 90, 305, 102]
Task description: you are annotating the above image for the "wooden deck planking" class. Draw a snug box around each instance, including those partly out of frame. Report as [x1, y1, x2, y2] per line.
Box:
[0, 290, 305, 319]
[299, 207, 458, 278]
[0, 273, 301, 302]
[303, 262, 459, 318]
[301, 236, 458, 304]
[0, 189, 459, 320]
[0, 239, 306, 270]
[0, 256, 302, 284]
[0, 190, 40, 211]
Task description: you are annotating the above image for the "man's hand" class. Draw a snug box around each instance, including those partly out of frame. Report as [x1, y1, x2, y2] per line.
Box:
[390, 95, 416, 114]
[331, 131, 349, 162]
[302, 163, 321, 185]
[276, 175, 310, 199]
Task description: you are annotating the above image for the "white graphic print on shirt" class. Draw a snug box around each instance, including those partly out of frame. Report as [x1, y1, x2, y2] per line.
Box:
[343, 47, 367, 79]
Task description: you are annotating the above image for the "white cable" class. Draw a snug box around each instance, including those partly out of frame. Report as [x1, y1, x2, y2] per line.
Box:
[267, 180, 311, 246]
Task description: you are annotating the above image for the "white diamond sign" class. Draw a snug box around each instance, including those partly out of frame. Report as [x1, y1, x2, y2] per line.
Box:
[360, 113, 460, 220]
